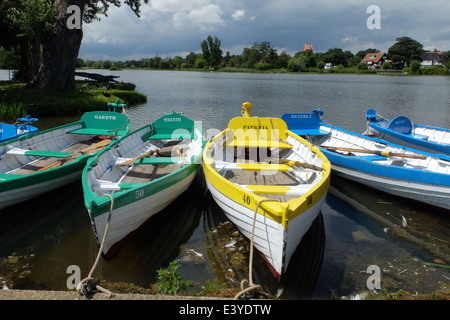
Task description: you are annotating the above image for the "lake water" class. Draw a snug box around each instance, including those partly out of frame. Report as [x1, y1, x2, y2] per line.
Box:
[0, 70, 449, 299]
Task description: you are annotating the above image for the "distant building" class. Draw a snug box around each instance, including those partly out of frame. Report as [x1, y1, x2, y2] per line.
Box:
[302, 44, 314, 52]
[360, 51, 388, 69]
[421, 49, 448, 67]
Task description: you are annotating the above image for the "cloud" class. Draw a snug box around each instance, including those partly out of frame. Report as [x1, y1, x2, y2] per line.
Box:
[150, 0, 210, 13]
[79, 0, 450, 61]
[231, 10, 245, 21]
[173, 4, 225, 32]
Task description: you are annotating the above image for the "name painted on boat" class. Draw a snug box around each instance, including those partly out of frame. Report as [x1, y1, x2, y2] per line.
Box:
[164, 117, 182, 122]
[243, 125, 268, 129]
[289, 114, 312, 119]
[94, 115, 117, 120]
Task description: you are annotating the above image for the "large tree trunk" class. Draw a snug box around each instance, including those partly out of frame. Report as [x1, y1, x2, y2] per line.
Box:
[31, 0, 85, 90]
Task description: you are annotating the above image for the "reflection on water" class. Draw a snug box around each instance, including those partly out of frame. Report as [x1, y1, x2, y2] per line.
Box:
[1, 71, 449, 298]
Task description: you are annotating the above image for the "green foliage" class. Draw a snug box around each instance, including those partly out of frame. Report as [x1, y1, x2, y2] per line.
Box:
[194, 58, 208, 69]
[254, 62, 270, 71]
[6, 0, 56, 42]
[200, 35, 223, 68]
[155, 260, 194, 295]
[0, 81, 146, 116]
[382, 61, 392, 70]
[420, 65, 448, 75]
[357, 63, 369, 70]
[288, 56, 307, 72]
[200, 280, 226, 295]
[0, 101, 27, 122]
[322, 48, 353, 67]
[410, 60, 421, 74]
[388, 37, 424, 67]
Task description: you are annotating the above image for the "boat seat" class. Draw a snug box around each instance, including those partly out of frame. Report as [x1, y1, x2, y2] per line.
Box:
[69, 111, 130, 137]
[387, 116, 413, 134]
[218, 162, 294, 172]
[243, 184, 312, 196]
[224, 139, 293, 149]
[148, 133, 193, 140]
[281, 112, 329, 137]
[95, 180, 148, 191]
[6, 148, 72, 158]
[387, 116, 429, 140]
[132, 157, 183, 165]
[147, 112, 195, 141]
[411, 133, 429, 140]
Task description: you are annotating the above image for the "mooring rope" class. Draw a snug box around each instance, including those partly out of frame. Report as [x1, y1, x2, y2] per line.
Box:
[77, 194, 115, 299]
[234, 198, 280, 300]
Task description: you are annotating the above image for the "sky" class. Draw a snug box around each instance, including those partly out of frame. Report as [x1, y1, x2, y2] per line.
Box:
[79, 0, 450, 61]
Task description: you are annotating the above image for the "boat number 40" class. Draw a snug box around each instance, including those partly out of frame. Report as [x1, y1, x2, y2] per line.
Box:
[243, 194, 250, 205]
[136, 189, 144, 199]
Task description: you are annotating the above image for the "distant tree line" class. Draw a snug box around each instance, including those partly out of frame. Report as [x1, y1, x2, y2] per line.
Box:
[2, 35, 450, 75]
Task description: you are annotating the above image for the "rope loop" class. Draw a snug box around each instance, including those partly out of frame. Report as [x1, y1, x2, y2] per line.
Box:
[234, 198, 280, 300]
[77, 194, 115, 299]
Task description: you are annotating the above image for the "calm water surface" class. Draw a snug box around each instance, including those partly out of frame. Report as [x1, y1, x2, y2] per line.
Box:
[0, 70, 449, 299]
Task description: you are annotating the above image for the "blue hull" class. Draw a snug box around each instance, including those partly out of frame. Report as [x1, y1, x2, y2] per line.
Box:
[365, 109, 450, 156]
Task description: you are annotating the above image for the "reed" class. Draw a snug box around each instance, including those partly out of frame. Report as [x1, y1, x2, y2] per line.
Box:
[0, 101, 27, 122]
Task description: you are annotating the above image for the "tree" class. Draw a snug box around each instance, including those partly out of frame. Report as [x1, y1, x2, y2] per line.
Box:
[388, 37, 423, 68]
[322, 48, 353, 67]
[410, 60, 421, 74]
[200, 35, 222, 68]
[241, 42, 278, 69]
[26, 0, 149, 90]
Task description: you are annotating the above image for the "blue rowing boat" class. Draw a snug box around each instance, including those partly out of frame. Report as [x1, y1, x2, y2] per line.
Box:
[282, 109, 450, 211]
[364, 108, 450, 156]
[0, 115, 38, 143]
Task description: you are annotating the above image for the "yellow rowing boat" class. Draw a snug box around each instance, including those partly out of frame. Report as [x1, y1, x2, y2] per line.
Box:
[202, 102, 330, 280]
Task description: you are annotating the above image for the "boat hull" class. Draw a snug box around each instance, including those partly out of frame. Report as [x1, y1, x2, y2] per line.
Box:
[205, 178, 326, 279]
[329, 160, 450, 211]
[90, 167, 199, 256]
[0, 166, 83, 209]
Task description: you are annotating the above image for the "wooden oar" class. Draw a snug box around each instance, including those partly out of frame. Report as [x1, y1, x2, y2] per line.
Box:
[323, 146, 426, 160]
[78, 139, 112, 155]
[116, 149, 158, 166]
[38, 139, 112, 172]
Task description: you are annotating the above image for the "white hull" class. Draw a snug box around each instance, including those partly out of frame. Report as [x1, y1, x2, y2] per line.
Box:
[206, 179, 326, 277]
[92, 169, 197, 256]
[0, 171, 80, 209]
[332, 163, 450, 210]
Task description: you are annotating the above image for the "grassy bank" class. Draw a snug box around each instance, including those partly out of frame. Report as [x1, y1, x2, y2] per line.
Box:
[0, 81, 147, 120]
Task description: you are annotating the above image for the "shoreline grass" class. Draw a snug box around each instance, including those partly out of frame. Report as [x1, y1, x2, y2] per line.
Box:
[0, 80, 147, 118]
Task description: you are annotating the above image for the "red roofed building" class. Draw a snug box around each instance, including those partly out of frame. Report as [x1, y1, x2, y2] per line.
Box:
[360, 51, 388, 69]
[302, 44, 314, 52]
